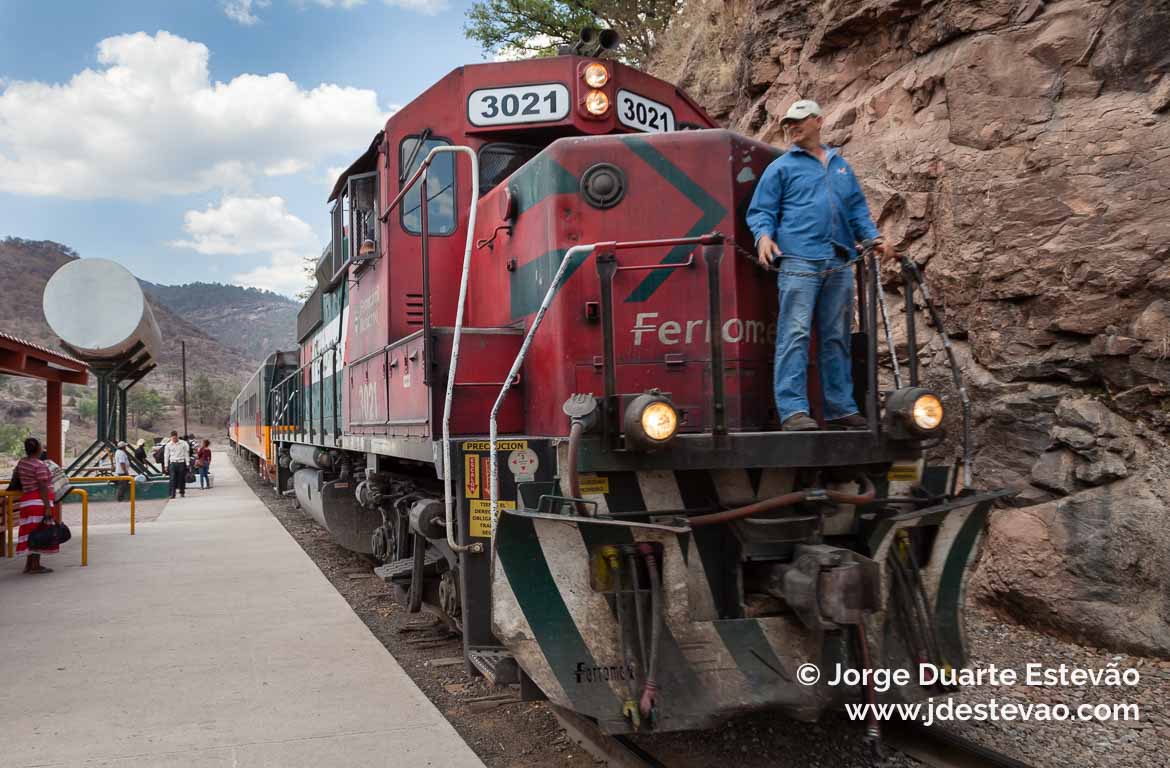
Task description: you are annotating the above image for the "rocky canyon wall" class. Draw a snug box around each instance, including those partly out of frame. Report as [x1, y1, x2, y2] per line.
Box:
[652, 0, 1170, 655]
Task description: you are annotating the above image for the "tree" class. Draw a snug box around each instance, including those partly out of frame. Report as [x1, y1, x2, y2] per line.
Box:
[0, 423, 27, 458]
[463, 0, 681, 67]
[76, 395, 98, 424]
[128, 387, 166, 430]
[191, 374, 217, 425]
[190, 375, 236, 426]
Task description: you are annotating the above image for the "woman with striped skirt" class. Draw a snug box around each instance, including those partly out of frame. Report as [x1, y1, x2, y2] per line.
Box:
[13, 437, 59, 574]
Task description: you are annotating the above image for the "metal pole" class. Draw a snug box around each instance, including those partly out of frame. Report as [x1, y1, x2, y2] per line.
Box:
[47, 380, 63, 465]
[181, 341, 189, 438]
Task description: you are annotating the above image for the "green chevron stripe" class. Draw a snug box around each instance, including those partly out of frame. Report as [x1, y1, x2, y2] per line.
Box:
[934, 501, 991, 668]
[510, 247, 593, 320]
[496, 512, 620, 714]
[507, 154, 579, 216]
[619, 136, 727, 303]
[713, 620, 789, 690]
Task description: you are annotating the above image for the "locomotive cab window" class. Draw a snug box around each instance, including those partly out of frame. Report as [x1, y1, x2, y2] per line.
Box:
[478, 143, 541, 194]
[400, 135, 456, 236]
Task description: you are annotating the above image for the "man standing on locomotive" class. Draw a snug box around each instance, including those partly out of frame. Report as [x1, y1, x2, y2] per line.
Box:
[746, 99, 891, 431]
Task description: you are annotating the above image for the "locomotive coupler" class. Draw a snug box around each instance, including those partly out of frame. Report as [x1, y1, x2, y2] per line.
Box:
[778, 545, 880, 631]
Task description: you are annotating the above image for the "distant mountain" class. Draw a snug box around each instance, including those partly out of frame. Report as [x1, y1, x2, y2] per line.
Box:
[141, 281, 298, 362]
[0, 237, 268, 391]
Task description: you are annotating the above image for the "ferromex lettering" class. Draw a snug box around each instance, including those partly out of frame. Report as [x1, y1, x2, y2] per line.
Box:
[574, 662, 637, 684]
[631, 312, 776, 346]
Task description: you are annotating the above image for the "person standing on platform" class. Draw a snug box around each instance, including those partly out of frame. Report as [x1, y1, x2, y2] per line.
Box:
[195, 439, 212, 489]
[11, 437, 58, 574]
[746, 99, 890, 431]
[134, 438, 148, 465]
[113, 441, 132, 502]
[164, 430, 190, 499]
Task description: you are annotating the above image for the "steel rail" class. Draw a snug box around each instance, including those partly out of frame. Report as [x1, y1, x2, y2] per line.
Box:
[884, 719, 1039, 768]
[551, 706, 667, 768]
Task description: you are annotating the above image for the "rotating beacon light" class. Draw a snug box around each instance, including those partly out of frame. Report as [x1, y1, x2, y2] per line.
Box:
[623, 392, 679, 450]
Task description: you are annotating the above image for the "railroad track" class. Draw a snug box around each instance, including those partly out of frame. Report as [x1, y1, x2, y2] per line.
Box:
[553, 706, 1038, 768]
[882, 720, 1039, 768]
[551, 706, 668, 768]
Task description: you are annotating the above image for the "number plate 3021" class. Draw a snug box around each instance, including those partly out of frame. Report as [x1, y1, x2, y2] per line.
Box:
[468, 83, 570, 127]
[616, 90, 675, 133]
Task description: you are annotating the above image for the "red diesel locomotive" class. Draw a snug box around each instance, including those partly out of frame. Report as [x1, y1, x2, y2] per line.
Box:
[239, 34, 1006, 741]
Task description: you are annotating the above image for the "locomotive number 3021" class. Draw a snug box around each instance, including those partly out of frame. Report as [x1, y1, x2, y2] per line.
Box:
[468, 84, 571, 127]
[616, 90, 676, 133]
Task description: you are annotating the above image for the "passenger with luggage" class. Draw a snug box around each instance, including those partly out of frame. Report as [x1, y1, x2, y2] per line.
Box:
[8, 437, 61, 574]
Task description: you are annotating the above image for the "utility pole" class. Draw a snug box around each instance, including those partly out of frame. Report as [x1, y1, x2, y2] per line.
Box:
[182, 340, 189, 439]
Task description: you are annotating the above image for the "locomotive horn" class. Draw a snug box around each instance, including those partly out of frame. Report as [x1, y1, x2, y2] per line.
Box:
[574, 26, 599, 56]
[569, 27, 619, 57]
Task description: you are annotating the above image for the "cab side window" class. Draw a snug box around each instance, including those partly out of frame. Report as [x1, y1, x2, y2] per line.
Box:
[400, 135, 456, 236]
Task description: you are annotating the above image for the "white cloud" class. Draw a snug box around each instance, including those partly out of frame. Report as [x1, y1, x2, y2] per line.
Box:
[323, 165, 348, 192]
[170, 195, 320, 296]
[224, 0, 271, 25]
[0, 31, 388, 199]
[312, 0, 448, 16]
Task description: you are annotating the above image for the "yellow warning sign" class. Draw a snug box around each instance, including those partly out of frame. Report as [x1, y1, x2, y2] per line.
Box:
[577, 474, 610, 494]
[462, 440, 529, 452]
[887, 460, 923, 482]
[464, 454, 481, 499]
[469, 499, 516, 538]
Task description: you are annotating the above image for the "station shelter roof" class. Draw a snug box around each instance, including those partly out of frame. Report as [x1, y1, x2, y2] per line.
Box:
[0, 331, 88, 384]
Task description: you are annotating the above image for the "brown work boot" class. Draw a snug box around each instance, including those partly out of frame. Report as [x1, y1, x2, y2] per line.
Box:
[827, 413, 867, 430]
[781, 413, 819, 431]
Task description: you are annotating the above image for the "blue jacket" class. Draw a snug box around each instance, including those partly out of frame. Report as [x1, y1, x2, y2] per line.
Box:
[746, 145, 880, 260]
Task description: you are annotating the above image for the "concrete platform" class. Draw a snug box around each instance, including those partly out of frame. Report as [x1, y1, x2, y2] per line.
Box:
[0, 453, 485, 768]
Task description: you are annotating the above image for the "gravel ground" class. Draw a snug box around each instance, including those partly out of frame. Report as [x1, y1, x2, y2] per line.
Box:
[230, 452, 1165, 767]
[944, 604, 1169, 768]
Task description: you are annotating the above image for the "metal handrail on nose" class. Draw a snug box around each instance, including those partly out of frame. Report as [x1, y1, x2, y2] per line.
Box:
[487, 233, 726, 537]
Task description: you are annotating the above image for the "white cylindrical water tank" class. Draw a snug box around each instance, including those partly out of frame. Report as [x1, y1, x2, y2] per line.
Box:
[42, 258, 162, 362]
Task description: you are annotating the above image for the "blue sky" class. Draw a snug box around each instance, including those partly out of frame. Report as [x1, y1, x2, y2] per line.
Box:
[0, 0, 485, 295]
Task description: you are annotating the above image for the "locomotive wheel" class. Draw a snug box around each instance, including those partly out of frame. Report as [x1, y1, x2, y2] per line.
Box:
[370, 523, 396, 564]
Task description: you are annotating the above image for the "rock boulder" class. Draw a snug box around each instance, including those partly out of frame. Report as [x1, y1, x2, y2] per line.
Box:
[652, 0, 1170, 654]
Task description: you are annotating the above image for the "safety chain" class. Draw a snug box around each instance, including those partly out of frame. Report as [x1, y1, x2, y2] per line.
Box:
[732, 243, 864, 278]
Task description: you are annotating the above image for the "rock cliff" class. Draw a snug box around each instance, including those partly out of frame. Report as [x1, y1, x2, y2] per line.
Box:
[653, 0, 1170, 655]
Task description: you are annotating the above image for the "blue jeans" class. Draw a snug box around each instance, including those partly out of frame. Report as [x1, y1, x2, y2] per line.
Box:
[773, 252, 859, 422]
[198, 465, 209, 488]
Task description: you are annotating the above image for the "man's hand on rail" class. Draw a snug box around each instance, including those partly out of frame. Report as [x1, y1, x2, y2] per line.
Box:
[756, 235, 781, 269]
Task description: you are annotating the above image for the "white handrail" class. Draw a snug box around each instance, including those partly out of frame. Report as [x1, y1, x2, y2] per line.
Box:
[489, 243, 599, 538]
[435, 146, 482, 554]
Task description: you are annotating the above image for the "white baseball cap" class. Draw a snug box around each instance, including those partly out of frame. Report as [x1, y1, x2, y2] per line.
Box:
[780, 99, 822, 124]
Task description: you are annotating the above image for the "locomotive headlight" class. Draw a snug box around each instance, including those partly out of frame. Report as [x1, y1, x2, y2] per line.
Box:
[886, 387, 944, 436]
[584, 89, 610, 116]
[623, 393, 678, 450]
[642, 401, 678, 441]
[912, 393, 944, 431]
[583, 62, 609, 88]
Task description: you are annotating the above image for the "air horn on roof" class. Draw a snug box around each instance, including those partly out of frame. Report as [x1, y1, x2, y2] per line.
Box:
[560, 26, 620, 57]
